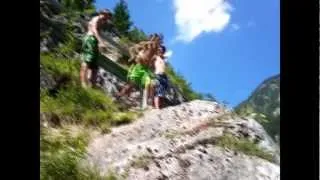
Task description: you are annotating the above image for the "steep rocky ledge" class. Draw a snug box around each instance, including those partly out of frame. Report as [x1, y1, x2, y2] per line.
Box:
[82, 100, 280, 180]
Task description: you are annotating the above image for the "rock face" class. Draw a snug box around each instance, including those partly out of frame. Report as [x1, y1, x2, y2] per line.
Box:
[96, 67, 186, 108]
[40, 64, 56, 90]
[83, 100, 280, 180]
[40, 0, 65, 52]
[235, 74, 280, 143]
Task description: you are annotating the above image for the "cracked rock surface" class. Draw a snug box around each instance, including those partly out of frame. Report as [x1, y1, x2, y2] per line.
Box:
[83, 100, 280, 180]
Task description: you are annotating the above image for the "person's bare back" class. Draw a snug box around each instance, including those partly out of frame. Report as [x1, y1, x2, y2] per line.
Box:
[87, 16, 100, 36]
[87, 10, 112, 45]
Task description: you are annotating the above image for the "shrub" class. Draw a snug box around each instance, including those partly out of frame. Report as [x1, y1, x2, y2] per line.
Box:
[40, 126, 118, 180]
[40, 53, 80, 84]
[40, 54, 136, 128]
[128, 27, 148, 43]
[216, 134, 274, 162]
[166, 64, 203, 101]
[40, 127, 90, 179]
[119, 36, 133, 48]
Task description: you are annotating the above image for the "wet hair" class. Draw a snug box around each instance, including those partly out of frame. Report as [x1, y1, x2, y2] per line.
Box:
[148, 34, 155, 40]
[99, 9, 112, 17]
[159, 45, 166, 54]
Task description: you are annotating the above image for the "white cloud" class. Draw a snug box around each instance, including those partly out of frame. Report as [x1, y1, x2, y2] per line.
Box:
[164, 50, 173, 58]
[173, 0, 233, 43]
[231, 23, 240, 31]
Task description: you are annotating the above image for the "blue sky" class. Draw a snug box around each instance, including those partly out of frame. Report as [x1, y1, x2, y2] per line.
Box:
[95, 0, 279, 107]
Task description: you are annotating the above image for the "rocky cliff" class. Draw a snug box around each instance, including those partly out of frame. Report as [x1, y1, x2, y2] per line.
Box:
[40, 0, 186, 108]
[235, 74, 280, 143]
[40, 1, 280, 179]
[82, 100, 280, 179]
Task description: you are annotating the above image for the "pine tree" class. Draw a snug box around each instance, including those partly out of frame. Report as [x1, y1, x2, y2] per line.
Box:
[60, 0, 95, 12]
[128, 27, 148, 43]
[203, 93, 216, 102]
[112, 0, 132, 36]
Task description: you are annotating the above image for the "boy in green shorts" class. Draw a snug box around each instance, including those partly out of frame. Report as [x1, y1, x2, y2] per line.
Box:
[116, 48, 157, 109]
[80, 9, 112, 88]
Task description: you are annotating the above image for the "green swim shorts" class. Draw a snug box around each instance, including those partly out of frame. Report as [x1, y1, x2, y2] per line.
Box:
[81, 35, 99, 66]
[127, 64, 154, 88]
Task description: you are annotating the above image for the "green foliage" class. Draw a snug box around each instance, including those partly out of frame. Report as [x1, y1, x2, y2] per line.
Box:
[41, 86, 114, 126]
[40, 127, 119, 180]
[202, 93, 216, 102]
[130, 154, 152, 169]
[235, 75, 280, 142]
[128, 27, 148, 43]
[77, 167, 118, 180]
[217, 134, 274, 162]
[40, 54, 137, 128]
[112, 0, 132, 36]
[83, 7, 97, 15]
[52, 29, 82, 58]
[40, 127, 89, 179]
[40, 53, 133, 179]
[41, 54, 80, 84]
[165, 63, 203, 101]
[235, 104, 279, 139]
[119, 36, 132, 47]
[60, 0, 96, 12]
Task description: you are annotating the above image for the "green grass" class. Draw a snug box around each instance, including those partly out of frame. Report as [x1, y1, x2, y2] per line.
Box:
[40, 53, 138, 129]
[40, 53, 138, 179]
[40, 126, 89, 180]
[76, 166, 118, 180]
[40, 126, 119, 180]
[130, 154, 152, 170]
[162, 130, 181, 139]
[216, 134, 274, 162]
[41, 54, 80, 84]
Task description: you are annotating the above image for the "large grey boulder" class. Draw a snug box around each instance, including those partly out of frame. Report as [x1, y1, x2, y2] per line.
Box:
[83, 100, 280, 180]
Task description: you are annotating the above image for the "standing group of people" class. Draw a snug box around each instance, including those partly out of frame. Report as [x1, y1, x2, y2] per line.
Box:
[80, 9, 169, 109]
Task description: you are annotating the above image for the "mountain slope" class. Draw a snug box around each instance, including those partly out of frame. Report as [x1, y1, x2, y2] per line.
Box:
[83, 100, 280, 179]
[235, 74, 280, 142]
[40, 1, 280, 179]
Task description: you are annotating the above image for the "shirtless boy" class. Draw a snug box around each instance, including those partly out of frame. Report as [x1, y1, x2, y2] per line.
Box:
[80, 9, 112, 88]
[116, 45, 159, 109]
[153, 45, 169, 109]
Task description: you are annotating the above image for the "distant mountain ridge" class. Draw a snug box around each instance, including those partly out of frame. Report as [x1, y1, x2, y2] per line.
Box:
[235, 74, 280, 143]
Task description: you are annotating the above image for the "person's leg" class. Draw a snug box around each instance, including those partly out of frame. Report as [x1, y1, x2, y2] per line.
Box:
[141, 82, 155, 109]
[141, 71, 156, 109]
[117, 64, 140, 97]
[81, 34, 97, 88]
[116, 82, 134, 97]
[161, 75, 169, 108]
[80, 62, 88, 88]
[154, 96, 160, 109]
[142, 87, 148, 109]
[90, 65, 98, 88]
[154, 75, 167, 109]
[86, 67, 93, 88]
[148, 79, 156, 107]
